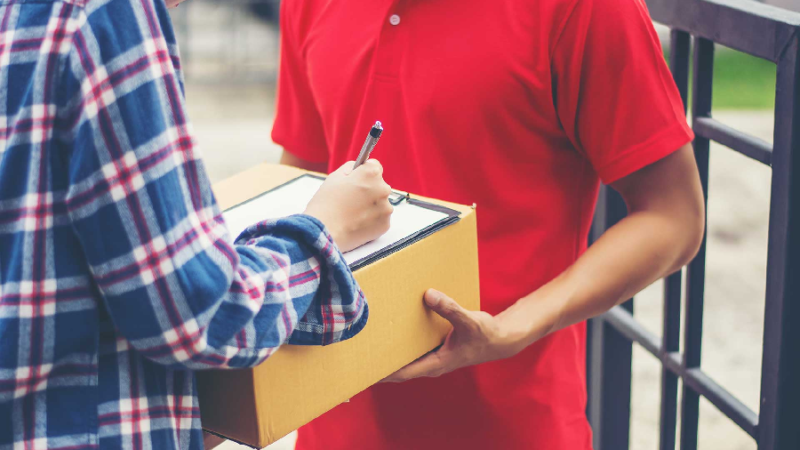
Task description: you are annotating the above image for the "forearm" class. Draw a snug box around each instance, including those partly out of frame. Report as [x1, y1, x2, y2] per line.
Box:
[497, 206, 703, 352]
[80, 212, 364, 369]
[494, 145, 704, 353]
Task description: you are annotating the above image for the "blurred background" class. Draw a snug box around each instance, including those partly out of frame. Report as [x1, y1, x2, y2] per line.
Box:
[167, 1, 797, 449]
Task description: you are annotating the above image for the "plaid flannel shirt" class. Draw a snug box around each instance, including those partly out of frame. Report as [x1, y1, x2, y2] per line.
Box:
[0, 0, 369, 448]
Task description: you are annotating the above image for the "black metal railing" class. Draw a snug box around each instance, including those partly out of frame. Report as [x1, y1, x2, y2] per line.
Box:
[586, 0, 800, 449]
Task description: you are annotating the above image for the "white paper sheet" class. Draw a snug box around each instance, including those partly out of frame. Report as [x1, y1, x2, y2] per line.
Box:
[223, 176, 450, 265]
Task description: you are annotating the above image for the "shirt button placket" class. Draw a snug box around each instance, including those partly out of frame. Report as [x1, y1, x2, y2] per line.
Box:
[373, 2, 406, 79]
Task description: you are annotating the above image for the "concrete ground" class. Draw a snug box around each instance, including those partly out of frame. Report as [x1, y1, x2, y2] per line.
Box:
[174, 3, 777, 449]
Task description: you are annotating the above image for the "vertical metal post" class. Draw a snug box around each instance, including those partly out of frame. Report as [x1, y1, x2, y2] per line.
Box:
[589, 187, 632, 450]
[660, 29, 691, 450]
[660, 273, 682, 450]
[680, 36, 714, 450]
[757, 33, 800, 450]
[670, 30, 692, 109]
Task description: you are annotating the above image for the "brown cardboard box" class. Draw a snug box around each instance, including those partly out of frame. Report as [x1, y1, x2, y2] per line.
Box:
[197, 164, 480, 448]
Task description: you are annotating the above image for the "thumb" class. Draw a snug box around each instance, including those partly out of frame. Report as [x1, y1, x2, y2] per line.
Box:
[424, 289, 472, 329]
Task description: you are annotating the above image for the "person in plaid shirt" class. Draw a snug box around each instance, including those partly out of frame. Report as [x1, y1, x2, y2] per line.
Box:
[0, 0, 395, 448]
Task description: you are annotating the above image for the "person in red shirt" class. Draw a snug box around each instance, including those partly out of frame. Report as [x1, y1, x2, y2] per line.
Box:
[272, 0, 705, 448]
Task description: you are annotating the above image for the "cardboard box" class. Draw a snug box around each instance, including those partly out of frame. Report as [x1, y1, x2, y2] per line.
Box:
[197, 164, 480, 448]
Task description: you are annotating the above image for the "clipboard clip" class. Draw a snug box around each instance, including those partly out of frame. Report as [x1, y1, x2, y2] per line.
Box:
[389, 191, 411, 206]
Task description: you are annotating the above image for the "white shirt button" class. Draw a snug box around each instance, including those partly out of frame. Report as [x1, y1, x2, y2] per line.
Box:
[389, 14, 401, 26]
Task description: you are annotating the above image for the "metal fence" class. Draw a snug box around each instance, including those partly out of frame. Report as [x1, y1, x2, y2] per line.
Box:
[586, 0, 800, 449]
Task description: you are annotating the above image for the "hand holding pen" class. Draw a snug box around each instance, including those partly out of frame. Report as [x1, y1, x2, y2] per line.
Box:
[304, 120, 392, 251]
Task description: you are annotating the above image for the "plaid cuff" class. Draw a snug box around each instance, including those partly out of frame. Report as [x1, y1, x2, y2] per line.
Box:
[235, 214, 369, 347]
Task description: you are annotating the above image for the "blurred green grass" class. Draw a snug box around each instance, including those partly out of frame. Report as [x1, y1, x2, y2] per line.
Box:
[666, 46, 776, 110]
[712, 48, 776, 110]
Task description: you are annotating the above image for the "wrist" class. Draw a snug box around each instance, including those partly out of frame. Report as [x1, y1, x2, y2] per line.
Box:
[492, 325, 527, 360]
[304, 210, 342, 245]
[493, 309, 537, 356]
[494, 288, 565, 352]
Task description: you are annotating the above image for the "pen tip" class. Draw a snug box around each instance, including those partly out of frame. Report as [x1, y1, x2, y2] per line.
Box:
[374, 121, 383, 130]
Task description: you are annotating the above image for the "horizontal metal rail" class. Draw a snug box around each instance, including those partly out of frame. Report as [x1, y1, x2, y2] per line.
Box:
[602, 306, 760, 439]
[647, 0, 800, 62]
[694, 117, 773, 166]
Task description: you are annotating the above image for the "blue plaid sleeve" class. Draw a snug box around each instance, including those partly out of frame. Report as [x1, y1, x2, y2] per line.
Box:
[235, 218, 369, 347]
[61, 0, 367, 370]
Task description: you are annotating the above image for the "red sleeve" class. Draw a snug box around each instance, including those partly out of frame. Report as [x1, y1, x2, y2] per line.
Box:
[551, 0, 694, 184]
[271, 1, 329, 163]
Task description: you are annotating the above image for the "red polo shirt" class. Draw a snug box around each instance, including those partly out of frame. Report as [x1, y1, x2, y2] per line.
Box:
[272, 0, 693, 448]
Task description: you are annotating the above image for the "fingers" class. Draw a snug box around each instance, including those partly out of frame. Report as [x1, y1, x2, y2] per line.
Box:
[356, 159, 391, 204]
[380, 181, 393, 198]
[382, 350, 448, 383]
[349, 159, 383, 180]
[424, 289, 474, 330]
[376, 202, 393, 235]
[361, 159, 383, 176]
[336, 161, 356, 175]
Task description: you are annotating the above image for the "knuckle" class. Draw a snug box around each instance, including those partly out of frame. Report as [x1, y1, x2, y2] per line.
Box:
[476, 311, 493, 321]
[448, 307, 466, 322]
[467, 318, 483, 334]
[442, 300, 460, 315]
[366, 159, 383, 172]
[362, 167, 380, 179]
[379, 217, 391, 234]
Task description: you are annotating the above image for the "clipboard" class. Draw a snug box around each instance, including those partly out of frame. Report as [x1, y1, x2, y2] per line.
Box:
[222, 174, 461, 270]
